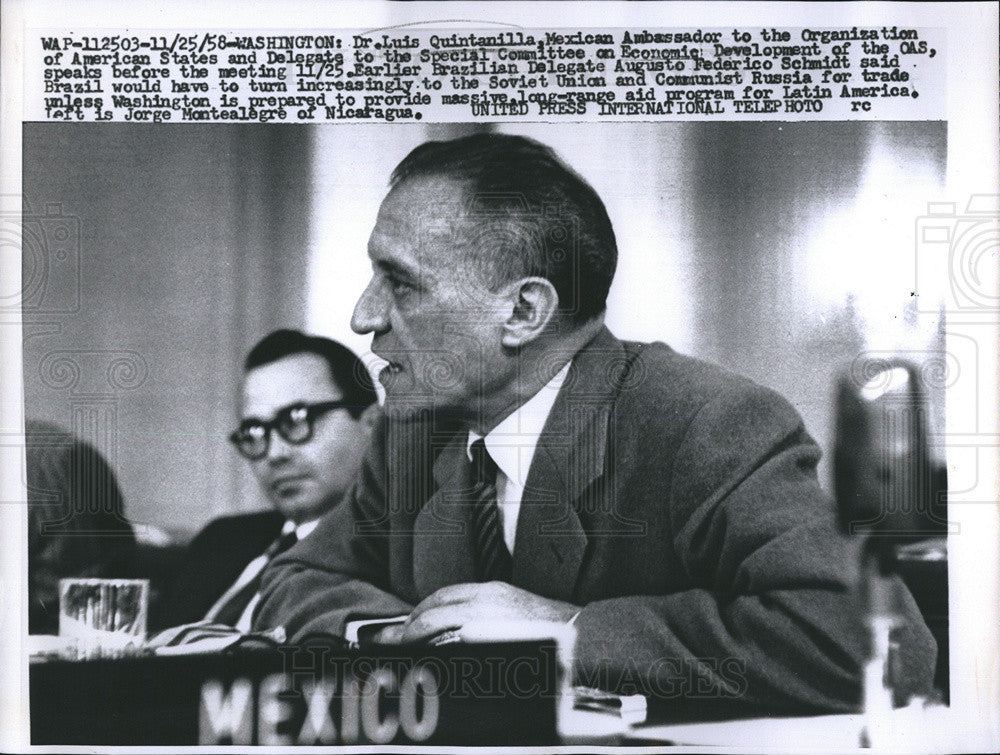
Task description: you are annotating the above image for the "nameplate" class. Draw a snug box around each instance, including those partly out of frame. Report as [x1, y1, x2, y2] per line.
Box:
[31, 641, 563, 745]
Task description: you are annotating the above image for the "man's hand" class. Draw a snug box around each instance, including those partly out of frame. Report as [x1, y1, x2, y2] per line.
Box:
[398, 582, 579, 644]
[371, 622, 406, 644]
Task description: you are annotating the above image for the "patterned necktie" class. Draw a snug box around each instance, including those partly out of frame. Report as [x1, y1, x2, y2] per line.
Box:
[469, 439, 512, 582]
[210, 527, 298, 626]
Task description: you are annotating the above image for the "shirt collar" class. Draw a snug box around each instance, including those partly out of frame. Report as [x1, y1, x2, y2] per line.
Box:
[284, 518, 320, 540]
[467, 361, 571, 484]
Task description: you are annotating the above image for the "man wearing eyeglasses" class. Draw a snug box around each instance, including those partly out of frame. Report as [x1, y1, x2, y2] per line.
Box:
[154, 329, 377, 632]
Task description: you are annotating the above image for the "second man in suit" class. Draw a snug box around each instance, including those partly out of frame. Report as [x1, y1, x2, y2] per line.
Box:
[154, 330, 377, 631]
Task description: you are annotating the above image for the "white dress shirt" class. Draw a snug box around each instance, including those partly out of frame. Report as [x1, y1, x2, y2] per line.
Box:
[466, 362, 571, 554]
[344, 365, 573, 642]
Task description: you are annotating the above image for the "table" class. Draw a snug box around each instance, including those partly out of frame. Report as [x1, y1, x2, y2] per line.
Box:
[31, 639, 970, 748]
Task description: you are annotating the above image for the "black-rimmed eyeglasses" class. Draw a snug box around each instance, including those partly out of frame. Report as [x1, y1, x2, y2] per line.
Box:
[228, 400, 353, 461]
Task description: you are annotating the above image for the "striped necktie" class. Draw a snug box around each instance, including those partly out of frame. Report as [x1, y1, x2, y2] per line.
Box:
[469, 439, 512, 582]
[209, 527, 298, 626]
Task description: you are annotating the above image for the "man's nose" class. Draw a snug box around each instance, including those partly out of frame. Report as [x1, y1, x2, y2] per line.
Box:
[351, 276, 389, 335]
[264, 431, 293, 465]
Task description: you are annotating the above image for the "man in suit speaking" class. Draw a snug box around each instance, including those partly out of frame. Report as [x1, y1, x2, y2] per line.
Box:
[156, 330, 377, 631]
[254, 134, 935, 714]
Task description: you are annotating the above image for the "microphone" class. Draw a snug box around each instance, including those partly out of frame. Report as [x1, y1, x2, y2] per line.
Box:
[834, 359, 945, 569]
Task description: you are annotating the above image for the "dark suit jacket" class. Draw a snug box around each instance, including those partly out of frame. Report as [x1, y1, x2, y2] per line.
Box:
[154, 510, 285, 630]
[255, 327, 936, 714]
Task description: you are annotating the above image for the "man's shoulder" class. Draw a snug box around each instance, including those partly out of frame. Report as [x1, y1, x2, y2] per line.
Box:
[621, 339, 752, 396]
[571, 325, 758, 399]
[614, 337, 802, 430]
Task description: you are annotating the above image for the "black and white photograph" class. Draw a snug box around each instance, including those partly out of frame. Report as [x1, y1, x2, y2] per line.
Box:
[2, 1, 997, 751]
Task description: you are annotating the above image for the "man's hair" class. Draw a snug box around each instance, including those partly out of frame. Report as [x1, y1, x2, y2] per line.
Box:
[244, 329, 377, 417]
[391, 133, 617, 324]
[25, 421, 136, 635]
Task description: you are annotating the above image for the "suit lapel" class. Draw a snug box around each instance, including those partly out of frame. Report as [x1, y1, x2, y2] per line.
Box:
[411, 430, 478, 597]
[407, 327, 627, 602]
[513, 327, 623, 601]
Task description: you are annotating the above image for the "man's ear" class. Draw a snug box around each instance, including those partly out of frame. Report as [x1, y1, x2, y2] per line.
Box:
[358, 402, 382, 433]
[500, 277, 559, 348]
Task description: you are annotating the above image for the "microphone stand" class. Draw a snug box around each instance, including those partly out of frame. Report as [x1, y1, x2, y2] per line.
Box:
[834, 361, 941, 748]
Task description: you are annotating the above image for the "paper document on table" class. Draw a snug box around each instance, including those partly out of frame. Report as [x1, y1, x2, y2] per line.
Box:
[573, 686, 647, 725]
[343, 615, 409, 645]
[147, 621, 285, 655]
